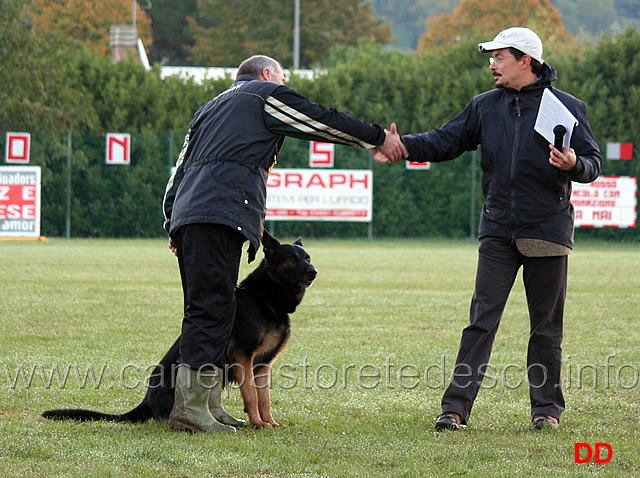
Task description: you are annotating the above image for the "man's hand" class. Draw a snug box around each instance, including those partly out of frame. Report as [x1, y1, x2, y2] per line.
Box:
[373, 123, 408, 164]
[549, 144, 577, 171]
[168, 238, 178, 257]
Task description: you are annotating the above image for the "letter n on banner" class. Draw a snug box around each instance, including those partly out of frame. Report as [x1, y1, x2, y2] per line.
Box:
[105, 133, 131, 165]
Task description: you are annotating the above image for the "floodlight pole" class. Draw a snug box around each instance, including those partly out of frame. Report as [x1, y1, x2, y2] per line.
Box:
[293, 0, 300, 69]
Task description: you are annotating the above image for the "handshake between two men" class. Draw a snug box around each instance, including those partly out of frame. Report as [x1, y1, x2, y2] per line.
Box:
[373, 123, 408, 164]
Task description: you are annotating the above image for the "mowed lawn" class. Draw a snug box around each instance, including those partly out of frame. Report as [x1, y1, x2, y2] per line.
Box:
[1, 237, 639, 477]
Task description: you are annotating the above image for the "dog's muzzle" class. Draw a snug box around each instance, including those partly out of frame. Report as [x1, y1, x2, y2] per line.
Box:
[300, 267, 318, 288]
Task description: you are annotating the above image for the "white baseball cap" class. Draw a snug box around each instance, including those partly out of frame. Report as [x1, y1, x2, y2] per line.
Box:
[478, 27, 544, 64]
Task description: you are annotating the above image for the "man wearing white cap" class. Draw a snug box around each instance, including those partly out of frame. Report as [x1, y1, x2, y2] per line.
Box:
[377, 27, 602, 430]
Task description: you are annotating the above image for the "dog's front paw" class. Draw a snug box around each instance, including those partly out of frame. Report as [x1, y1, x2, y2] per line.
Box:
[250, 419, 272, 429]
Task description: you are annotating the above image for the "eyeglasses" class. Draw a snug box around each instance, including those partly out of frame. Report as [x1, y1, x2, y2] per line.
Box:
[489, 55, 511, 65]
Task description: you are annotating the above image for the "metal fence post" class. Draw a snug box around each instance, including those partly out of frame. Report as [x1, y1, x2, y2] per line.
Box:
[65, 129, 72, 239]
[470, 149, 477, 243]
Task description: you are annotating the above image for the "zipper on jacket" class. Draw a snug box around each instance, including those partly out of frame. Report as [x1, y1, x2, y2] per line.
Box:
[510, 96, 521, 240]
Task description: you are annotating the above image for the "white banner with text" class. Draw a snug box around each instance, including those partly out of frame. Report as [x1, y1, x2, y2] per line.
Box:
[266, 168, 372, 222]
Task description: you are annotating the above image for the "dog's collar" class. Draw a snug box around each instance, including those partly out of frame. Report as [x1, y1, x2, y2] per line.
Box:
[235, 284, 278, 314]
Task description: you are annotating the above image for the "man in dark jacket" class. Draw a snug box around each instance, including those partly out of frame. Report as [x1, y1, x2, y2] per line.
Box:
[162, 54, 406, 433]
[378, 27, 602, 430]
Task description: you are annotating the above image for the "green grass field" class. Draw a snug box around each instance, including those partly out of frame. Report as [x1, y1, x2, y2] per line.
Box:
[1, 238, 639, 477]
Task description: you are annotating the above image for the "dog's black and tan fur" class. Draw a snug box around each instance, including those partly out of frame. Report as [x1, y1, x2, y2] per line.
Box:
[42, 231, 317, 429]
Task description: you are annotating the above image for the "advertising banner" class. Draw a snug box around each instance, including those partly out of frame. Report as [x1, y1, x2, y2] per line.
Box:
[572, 176, 637, 228]
[266, 168, 372, 222]
[0, 166, 41, 237]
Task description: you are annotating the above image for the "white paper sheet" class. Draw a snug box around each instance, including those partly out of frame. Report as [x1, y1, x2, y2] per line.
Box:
[534, 88, 578, 150]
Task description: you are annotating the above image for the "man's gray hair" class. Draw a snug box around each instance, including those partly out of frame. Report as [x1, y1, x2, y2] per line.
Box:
[237, 55, 282, 79]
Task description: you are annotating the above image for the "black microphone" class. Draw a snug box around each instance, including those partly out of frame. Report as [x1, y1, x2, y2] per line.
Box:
[553, 125, 566, 150]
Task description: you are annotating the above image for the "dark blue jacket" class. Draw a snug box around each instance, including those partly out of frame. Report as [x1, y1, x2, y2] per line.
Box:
[402, 64, 602, 248]
[163, 75, 385, 256]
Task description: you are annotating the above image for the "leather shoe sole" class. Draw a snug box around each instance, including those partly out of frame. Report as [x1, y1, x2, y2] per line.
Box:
[533, 415, 559, 430]
[435, 413, 466, 431]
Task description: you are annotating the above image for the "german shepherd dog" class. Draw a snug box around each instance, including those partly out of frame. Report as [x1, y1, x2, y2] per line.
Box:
[42, 231, 317, 429]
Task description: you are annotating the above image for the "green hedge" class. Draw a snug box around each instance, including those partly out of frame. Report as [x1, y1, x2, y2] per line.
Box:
[2, 30, 639, 240]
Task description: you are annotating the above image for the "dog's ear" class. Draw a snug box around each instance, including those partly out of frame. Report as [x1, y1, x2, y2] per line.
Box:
[261, 229, 280, 252]
[294, 237, 303, 246]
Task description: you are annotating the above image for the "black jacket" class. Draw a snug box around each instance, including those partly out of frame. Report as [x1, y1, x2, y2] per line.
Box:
[402, 64, 602, 248]
[163, 75, 385, 256]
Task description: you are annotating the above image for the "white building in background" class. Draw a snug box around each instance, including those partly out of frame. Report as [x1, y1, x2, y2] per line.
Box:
[111, 30, 323, 83]
[159, 66, 324, 83]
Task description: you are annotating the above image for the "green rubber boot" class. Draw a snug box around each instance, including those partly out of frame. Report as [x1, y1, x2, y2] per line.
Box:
[168, 365, 236, 434]
[209, 369, 247, 428]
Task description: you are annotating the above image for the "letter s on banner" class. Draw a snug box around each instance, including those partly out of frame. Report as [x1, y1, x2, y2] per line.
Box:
[309, 141, 334, 168]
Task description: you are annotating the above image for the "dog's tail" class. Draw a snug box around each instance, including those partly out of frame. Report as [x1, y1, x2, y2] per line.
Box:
[42, 401, 151, 423]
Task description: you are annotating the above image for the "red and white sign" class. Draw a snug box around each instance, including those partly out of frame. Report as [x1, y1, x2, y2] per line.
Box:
[309, 141, 334, 168]
[266, 168, 372, 222]
[0, 166, 41, 237]
[105, 133, 131, 165]
[5, 132, 31, 164]
[606, 142, 633, 160]
[571, 176, 636, 228]
[406, 160, 431, 170]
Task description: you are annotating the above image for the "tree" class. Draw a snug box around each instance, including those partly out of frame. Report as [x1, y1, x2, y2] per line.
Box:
[146, 0, 197, 65]
[554, 0, 617, 42]
[417, 0, 574, 56]
[373, 0, 458, 50]
[29, 0, 153, 57]
[187, 0, 393, 67]
[0, 0, 92, 133]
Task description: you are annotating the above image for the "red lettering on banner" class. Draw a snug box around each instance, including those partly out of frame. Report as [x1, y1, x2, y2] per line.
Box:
[329, 174, 347, 188]
[573, 189, 599, 198]
[350, 174, 369, 188]
[273, 172, 370, 189]
[592, 180, 618, 188]
[268, 172, 281, 187]
[593, 210, 612, 221]
[267, 208, 368, 217]
[285, 173, 303, 188]
[105, 133, 131, 164]
[109, 136, 128, 161]
[309, 141, 334, 167]
[307, 174, 326, 188]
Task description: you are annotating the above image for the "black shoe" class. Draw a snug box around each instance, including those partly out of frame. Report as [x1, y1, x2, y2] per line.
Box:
[533, 415, 559, 430]
[435, 413, 466, 431]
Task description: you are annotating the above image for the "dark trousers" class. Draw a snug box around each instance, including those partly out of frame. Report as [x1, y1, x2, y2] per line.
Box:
[173, 223, 245, 370]
[441, 237, 567, 424]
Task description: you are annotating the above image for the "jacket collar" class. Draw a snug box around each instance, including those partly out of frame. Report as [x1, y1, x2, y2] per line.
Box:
[235, 74, 259, 83]
[501, 63, 556, 95]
